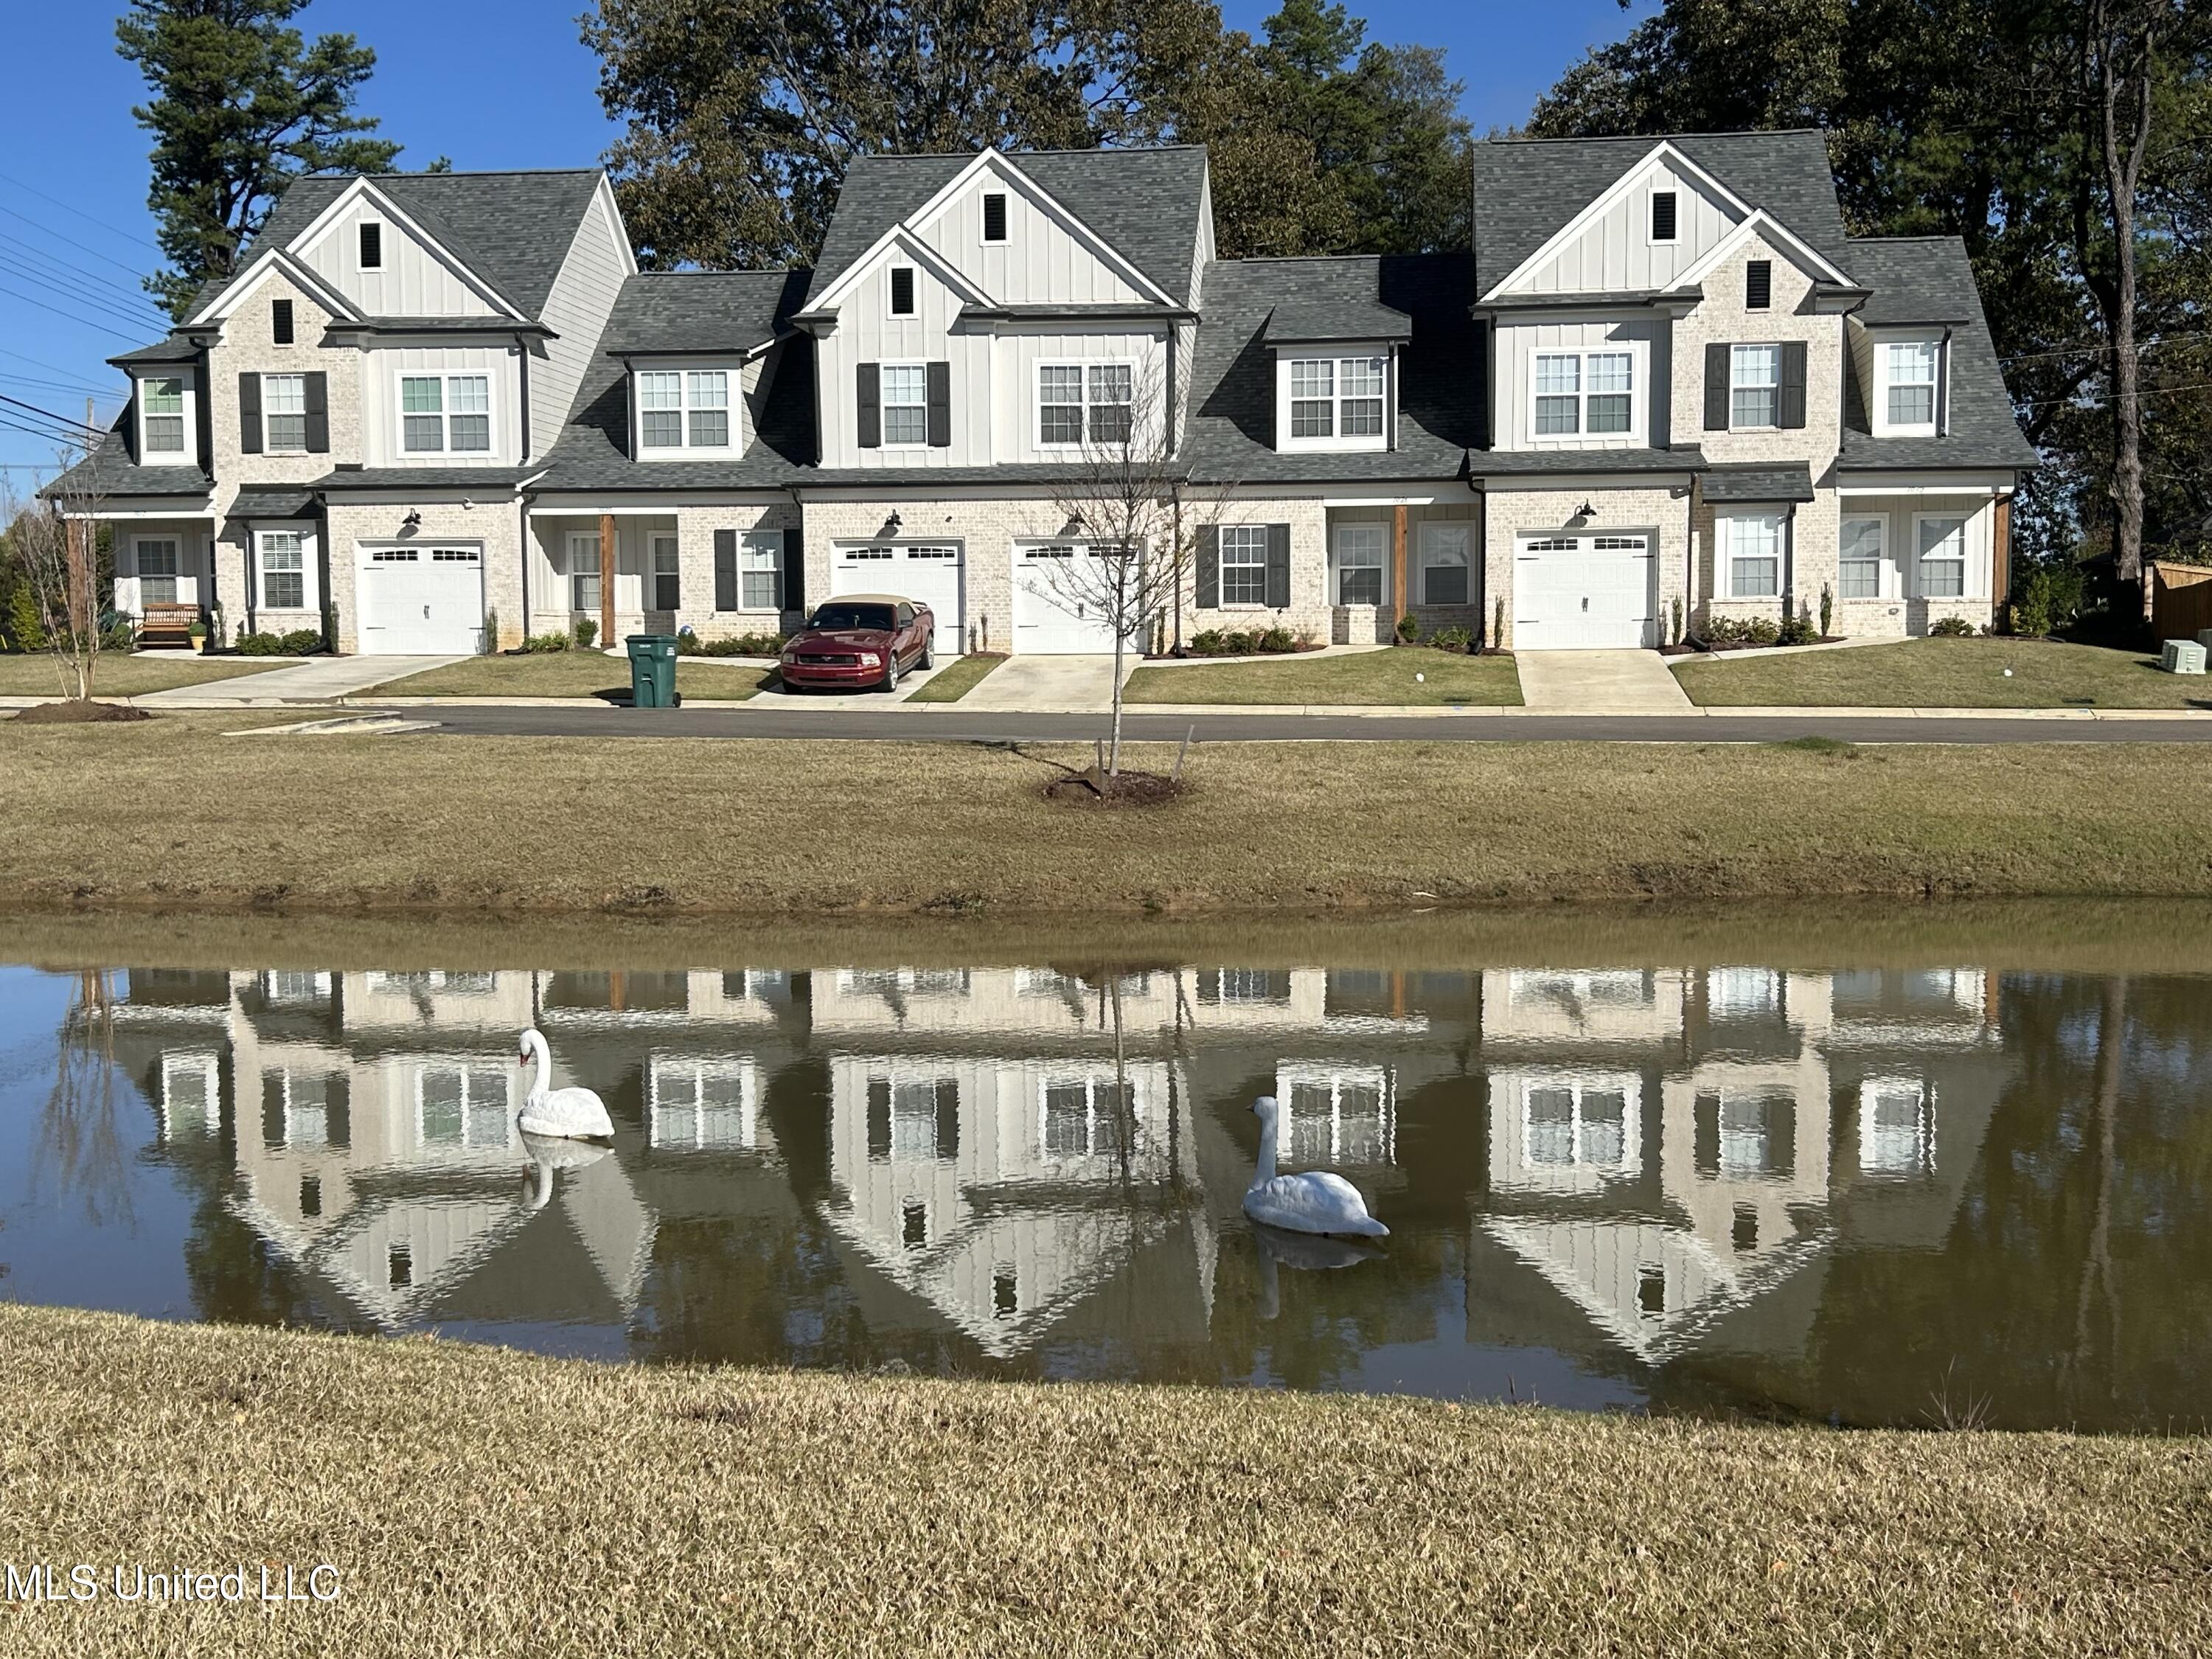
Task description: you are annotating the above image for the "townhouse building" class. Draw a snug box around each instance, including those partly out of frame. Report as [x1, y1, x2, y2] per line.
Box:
[56, 129, 2031, 658]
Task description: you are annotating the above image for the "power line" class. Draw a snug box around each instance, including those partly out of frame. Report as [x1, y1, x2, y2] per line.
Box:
[0, 273, 156, 341]
[2000, 328, 2212, 365]
[0, 256, 170, 333]
[0, 168, 162, 255]
[2020, 378, 2212, 408]
[0, 230, 167, 321]
[0, 372, 123, 401]
[0, 391, 97, 431]
[0, 344, 131, 383]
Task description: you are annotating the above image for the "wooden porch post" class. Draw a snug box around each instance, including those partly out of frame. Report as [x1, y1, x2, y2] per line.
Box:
[1391, 504, 1408, 625]
[598, 513, 616, 647]
[1992, 494, 2013, 627]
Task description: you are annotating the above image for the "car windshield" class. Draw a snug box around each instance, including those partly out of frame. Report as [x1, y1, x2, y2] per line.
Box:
[807, 603, 896, 633]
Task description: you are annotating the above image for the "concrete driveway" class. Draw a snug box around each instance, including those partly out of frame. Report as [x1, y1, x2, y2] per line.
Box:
[137, 654, 462, 706]
[959, 654, 1119, 712]
[1515, 650, 1693, 712]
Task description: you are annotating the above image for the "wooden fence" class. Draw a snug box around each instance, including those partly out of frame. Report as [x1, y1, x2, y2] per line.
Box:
[2151, 562, 2212, 642]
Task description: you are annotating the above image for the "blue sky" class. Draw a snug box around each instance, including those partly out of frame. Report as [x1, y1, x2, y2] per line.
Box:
[0, 0, 1645, 487]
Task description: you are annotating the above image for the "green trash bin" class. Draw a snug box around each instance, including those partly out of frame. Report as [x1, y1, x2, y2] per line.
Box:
[625, 633, 680, 708]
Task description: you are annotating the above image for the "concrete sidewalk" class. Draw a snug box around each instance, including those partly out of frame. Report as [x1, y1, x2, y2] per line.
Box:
[959, 654, 1119, 712]
[1516, 650, 1694, 712]
[134, 655, 460, 706]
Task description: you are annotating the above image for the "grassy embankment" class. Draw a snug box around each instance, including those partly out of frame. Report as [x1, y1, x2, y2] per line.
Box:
[1674, 636, 2211, 708]
[0, 1304, 2202, 1657]
[6, 714, 2212, 914]
[904, 650, 1007, 703]
[1124, 648, 1523, 705]
[0, 655, 283, 697]
[361, 653, 765, 701]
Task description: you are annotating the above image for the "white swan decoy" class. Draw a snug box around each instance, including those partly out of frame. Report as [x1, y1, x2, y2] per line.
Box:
[1252, 1222, 1383, 1320]
[516, 1028, 614, 1141]
[520, 1130, 611, 1210]
[1242, 1095, 1388, 1237]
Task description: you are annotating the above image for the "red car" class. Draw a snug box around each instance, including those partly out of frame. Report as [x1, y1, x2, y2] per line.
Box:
[779, 594, 936, 692]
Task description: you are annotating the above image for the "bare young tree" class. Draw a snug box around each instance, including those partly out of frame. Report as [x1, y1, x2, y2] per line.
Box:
[8, 460, 109, 701]
[1037, 368, 1235, 779]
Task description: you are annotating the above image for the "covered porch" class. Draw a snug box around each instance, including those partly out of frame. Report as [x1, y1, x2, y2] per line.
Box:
[1318, 497, 1484, 644]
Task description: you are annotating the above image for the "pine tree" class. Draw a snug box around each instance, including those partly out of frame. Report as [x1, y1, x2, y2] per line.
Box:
[117, 0, 402, 319]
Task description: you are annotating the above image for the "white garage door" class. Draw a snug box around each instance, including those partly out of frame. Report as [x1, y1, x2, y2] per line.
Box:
[830, 543, 963, 654]
[1514, 533, 1657, 650]
[1012, 543, 1134, 654]
[356, 544, 485, 655]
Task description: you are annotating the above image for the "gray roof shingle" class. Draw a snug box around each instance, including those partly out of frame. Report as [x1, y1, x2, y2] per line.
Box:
[599, 270, 804, 358]
[1840, 237, 2037, 471]
[1186, 253, 1484, 485]
[192, 169, 605, 321]
[1256, 260, 1415, 344]
[1703, 462, 1815, 502]
[108, 337, 203, 368]
[1471, 130, 1850, 297]
[41, 422, 211, 501]
[805, 147, 1208, 310]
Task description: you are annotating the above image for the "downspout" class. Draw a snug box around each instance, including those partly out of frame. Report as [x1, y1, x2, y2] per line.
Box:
[1937, 325, 1952, 437]
[1684, 484, 1696, 643]
[518, 487, 532, 641]
[517, 336, 533, 462]
[1784, 500, 1798, 619]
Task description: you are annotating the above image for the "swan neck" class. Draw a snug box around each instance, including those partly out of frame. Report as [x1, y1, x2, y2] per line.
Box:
[1251, 1110, 1278, 1189]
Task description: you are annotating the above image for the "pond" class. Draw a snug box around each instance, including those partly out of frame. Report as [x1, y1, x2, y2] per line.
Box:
[1, 906, 2205, 1431]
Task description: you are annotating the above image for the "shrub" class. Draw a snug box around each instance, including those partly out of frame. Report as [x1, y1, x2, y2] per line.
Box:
[234, 629, 324, 657]
[1256, 625, 1295, 653]
[1703, 616, 1781, 647]
[1818, 585, 1834, 639]
[1427, 625, 1474, 653]
[515, 632, 573, 654]
[2008, 563, 2085, 637]
[1394, 614, 1421, 643]
[574, 618, 598, 648]
[1293, 627, 1319, 651]
[688, 632, 786, 657]
[1930, 614, 1975, 637]
[1670, 596, 1684, 647]
[1492, 598, 1506, 651]
[1186, 628, 1298, 657]
[1775, 612, 1818, 646]
[6, 583, 48, 653]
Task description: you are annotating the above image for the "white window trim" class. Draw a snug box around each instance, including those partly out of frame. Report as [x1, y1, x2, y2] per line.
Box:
[254, 526, 319, 613]
[1329, 522, 1390, 608]
[131, 532, 188, 611]
[1837, 513, 1888, 601]
[1416, 521, 1475, 607]
[887, 264, 918, 319]
[1722, 511, 1783, 599]
[564, 530, 605, 614]
[260, 371, 310, 456]
[633, 364, 740, 458]
[650, 531, 681, 612]
[1526, 345, 1644, 445]
[1278, 352, 1389, 453]
[1217, 524, 1270, 608]
[1649, 189, 1679, 246]
[1730, 343, 1783, 432]
[396, 371, 495, 459]
[135, 372, 196, 467]
[1910, 510, 1971, 601]
[739, 529, 784, 612]
[1874, 338, 1941, 438]
[877, 360, 932, 451]
[1034, 360, 1135, 451]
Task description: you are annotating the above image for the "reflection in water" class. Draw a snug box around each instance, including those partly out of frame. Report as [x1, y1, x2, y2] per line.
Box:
[1, 945, 2206, 1429]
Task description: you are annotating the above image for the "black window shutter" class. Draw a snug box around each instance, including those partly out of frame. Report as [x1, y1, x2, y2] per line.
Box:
[856, 363, 880, 449]
[1265, 524, 1291, 608]
[1651, 192, 1677, 241]
[1746, 260, 1773, 310]
[272, 299, 294, 346]
[238, 373, 262, 453]
[1703, 344, 1729, 431]
[782, 524, 804, 613]
[1195, 525, 1219, 609]
[926, 361, 951, 448]
[1778, 341, 1808, 429]
[714, 529, 737, 611]
[303, 372, 329, 453]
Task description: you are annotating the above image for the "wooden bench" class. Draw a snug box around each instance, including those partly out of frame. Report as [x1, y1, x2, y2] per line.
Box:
[136, 602, 201, 647]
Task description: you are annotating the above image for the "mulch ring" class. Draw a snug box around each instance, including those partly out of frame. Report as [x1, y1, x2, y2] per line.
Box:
[1041, 766, 1185, 807]
[10, 700, 154, 724]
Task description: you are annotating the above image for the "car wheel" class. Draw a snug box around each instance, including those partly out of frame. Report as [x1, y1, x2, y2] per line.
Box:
[919, 639, 934, 672]
[882, 653, 900, 693]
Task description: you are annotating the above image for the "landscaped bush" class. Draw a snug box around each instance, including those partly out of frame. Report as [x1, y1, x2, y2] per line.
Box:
[515, 632, 573, 654]
[686, 632, 786, 657]
[1394, 614, 1421, 643]
[1702, 616, 1782, 647]
[1425, 625, 1475, 653]
[1775, 613, 1818, 646]
[234, 629, 324, 656]
[574, 618, 599, 648]
[1930, 615, 1975, 637]
[2009, 563, 2086, 637]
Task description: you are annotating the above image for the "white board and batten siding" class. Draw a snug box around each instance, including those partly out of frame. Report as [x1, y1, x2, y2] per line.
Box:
[1505, 162, 1746, 296]
[531, 181, 636, 460]
[291, 193, 501, 319]
[992, 327, 1169, 464]
[1492, 316, 1670, 451]
[358, 345, 524, 469]
[920, 175, 1150, 307]
[816, 258, 990, 469]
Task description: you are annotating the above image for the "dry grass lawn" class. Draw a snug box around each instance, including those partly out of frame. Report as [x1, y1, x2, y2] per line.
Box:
[361, 653, 765, 701]
[1125, 648, 1523, 705]
[0, 1304, 2204, 1658]
[904, 651, 1007, 703]
[5, 714, 2212, 913]
[1674, 636, 2212, 708]
[0, 653, 284, 697]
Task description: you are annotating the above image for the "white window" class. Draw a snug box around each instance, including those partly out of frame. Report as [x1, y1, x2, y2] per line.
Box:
[1860, 1079, 1935, 1177]
[741, 530, 782, 610]
[1725, 512, 1781, 598]
[1419, 521, 1472, 605]
[565, 532, 602, 613]
[1287, 355, 1386, 443]
[637, 369, 733, 452]
[257, 529, 309, 611]
[1220, 526, 1268, 605]
[1531, 349, 1634, 438]
[1885, 341, 1938, 431]
[1916, 515, 1966, 598]
[135, 537, 181, 605]
[262, 372, 307, 452]
[1731, 344, 1780, 428]
[881, 364, 928, 446]
[400, 374, 491, 454]
[1036, 362, 1133, 448]
[1332, 523, 1386, 606]
[1839, 516, 1885, 599]
[140, 376, 187, 456]
[651, 532, 680, 611]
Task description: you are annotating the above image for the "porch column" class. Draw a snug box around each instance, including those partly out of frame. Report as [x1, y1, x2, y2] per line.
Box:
[598, 513, 616, 648]
[1993, 494, 2013, 625]
[1391, 505, 1408, 624]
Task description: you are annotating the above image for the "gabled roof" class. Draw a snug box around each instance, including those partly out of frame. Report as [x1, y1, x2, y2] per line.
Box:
[1471, 131, 1851, 299]
[1185, 253, 1483, 485]
[1258, 259, 1415, 345]
[189, 168, 608, 322]
[599, 270, 802, 358]
[40, 420, 211, 501]
[1840, 237, 2037, 471]
[108, 337, 204, 369]
[806, 146, 1210, 310]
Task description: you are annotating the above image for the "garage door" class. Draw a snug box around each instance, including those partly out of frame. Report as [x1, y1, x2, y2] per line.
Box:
[831, 543, 963, 654]
[357, 544, 485, 655]
[1012, 543, 1133, 654]
[1514, 533, 1657, 650]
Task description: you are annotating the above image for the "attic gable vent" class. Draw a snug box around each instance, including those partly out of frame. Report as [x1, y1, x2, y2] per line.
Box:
[889, 266, 917, 316]
[982, 192, 1008, 243]
[1650, 191, 1677, 243]
[359, 222, 383, 271]
[1745, 259, 1773, 310]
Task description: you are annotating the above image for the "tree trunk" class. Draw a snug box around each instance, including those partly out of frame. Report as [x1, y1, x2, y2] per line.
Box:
[1106, 560, 1127, 777]
[2094, 0, 2155, 610]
